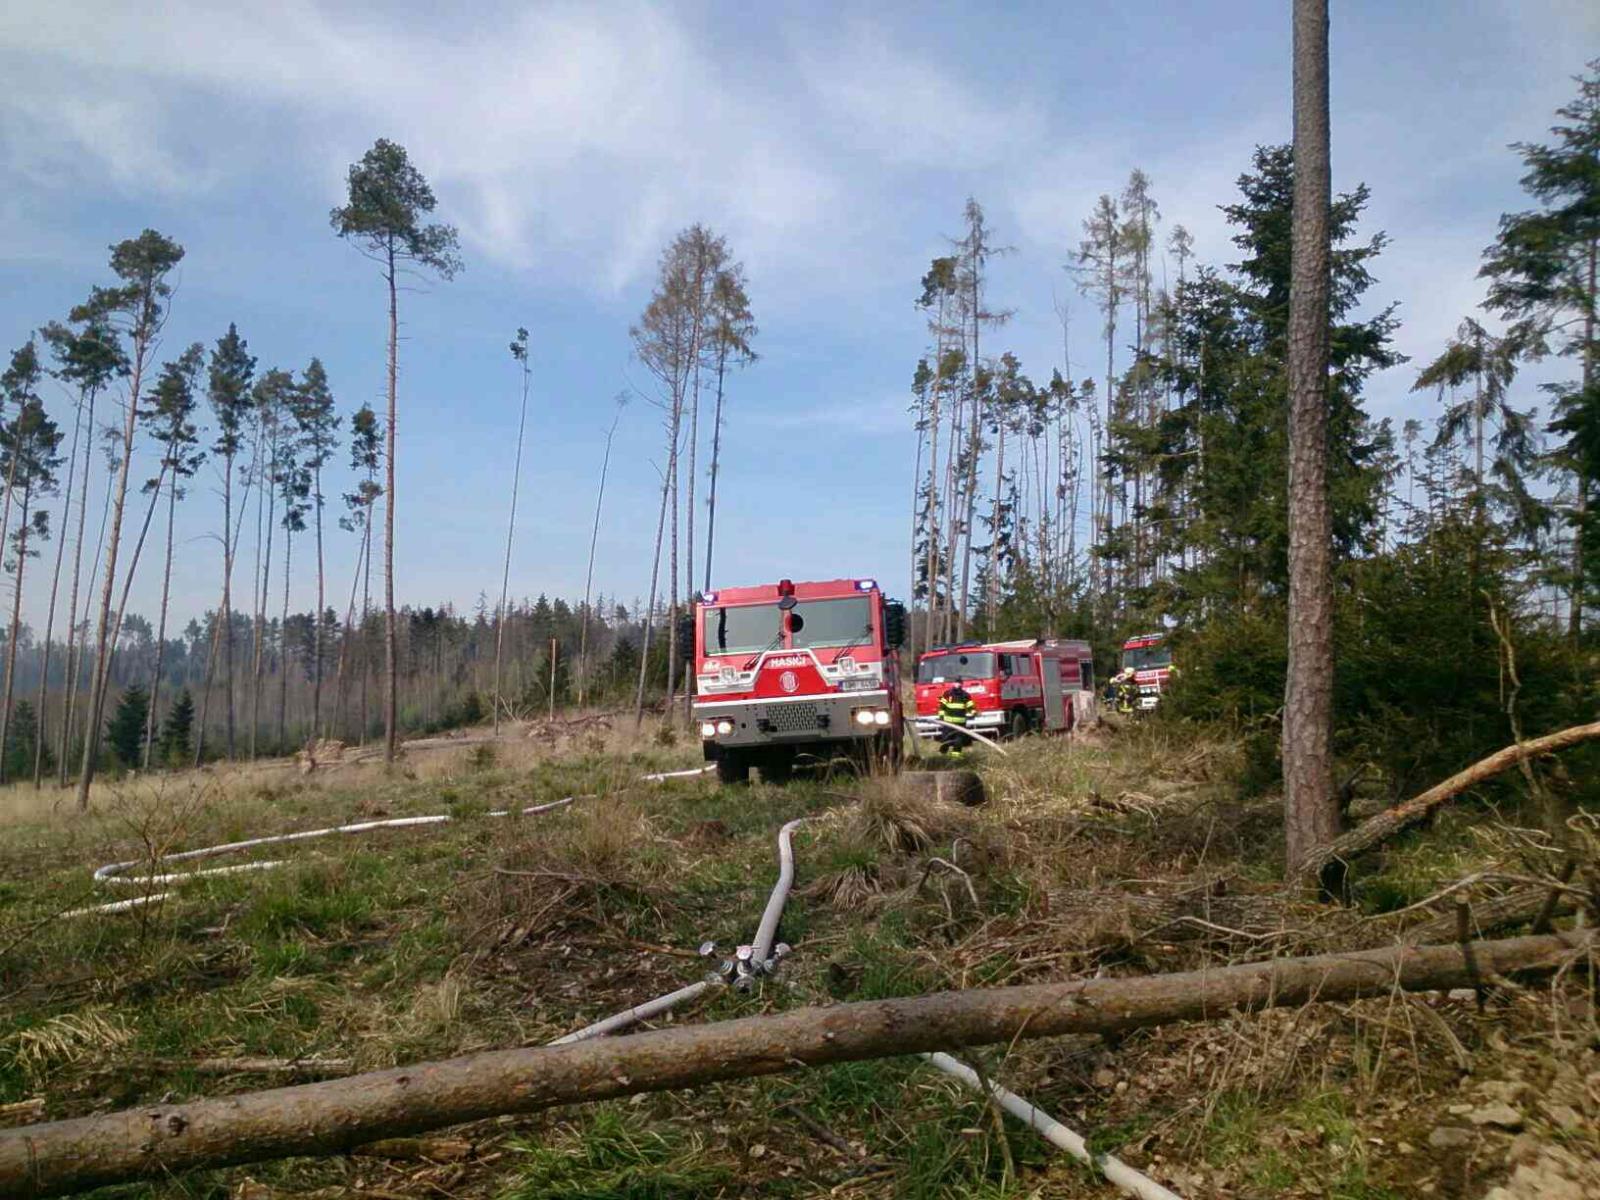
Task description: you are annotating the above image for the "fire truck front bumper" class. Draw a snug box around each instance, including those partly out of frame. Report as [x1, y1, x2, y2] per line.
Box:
[913, 710, 1005, 740]
[695, 691, 894, 750]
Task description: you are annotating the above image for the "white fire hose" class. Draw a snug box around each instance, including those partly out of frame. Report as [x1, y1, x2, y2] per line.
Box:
[552, 817, 805, 1044]
[64, 765, 714, 919]
[552, 811, 1181, 1199]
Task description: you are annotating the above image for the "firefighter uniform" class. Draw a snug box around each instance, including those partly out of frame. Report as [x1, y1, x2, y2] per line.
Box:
[938, 685, 978, 753]
[1112, 668, 1137, 716]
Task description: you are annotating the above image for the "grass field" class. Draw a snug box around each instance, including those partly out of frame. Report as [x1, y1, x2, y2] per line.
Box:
[1, 719, 1594, 1198]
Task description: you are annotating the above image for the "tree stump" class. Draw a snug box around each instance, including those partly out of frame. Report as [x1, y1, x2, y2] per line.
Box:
[900, 769, 987, 808]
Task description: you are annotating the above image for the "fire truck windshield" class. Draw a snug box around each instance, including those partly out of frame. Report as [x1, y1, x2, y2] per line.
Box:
[1121, 644, 1172, 670]
[703, 596, 875, 656]
[704, 605, 781, 656]
[789, 596, 873, 650]
[917, 651, 996, 683]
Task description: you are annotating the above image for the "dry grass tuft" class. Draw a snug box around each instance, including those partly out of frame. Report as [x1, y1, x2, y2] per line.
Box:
[6, 1010, 133, 1083]
[806, 862, 885, 911]
[849, 775, 972, 856]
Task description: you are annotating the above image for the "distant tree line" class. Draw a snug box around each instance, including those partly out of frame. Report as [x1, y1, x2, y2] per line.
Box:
[0, 137, 766, 796]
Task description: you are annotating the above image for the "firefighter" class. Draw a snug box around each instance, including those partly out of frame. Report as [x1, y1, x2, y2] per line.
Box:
[937, 683, 978, 754]
[1112, 667, 1138, 717]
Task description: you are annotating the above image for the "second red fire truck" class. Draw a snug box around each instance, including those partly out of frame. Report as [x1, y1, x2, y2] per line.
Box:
[912, 638, 1096, 742]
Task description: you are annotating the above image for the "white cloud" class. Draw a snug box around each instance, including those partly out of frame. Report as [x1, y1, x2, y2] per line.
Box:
[0, 1, 852, 292]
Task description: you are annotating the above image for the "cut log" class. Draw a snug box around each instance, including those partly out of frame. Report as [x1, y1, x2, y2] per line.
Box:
[0, 931, 1586, 1197]
[1301, 721, 1600, 886]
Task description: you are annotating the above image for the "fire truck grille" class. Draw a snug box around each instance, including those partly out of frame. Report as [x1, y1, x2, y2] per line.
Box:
[759, 702, 820, 733]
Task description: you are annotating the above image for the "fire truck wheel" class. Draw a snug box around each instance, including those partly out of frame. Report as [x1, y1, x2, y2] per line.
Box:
[714, 753, 751, 786]
[1007, 709, 1028, 741]
[759, 750, 795, 785]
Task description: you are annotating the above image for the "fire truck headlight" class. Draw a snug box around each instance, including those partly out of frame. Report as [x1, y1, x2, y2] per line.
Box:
[699, 721, 718, 739]
[715, 718, 734, 735]
[854, 709, 876, 727]
[872, 709, 891, 726]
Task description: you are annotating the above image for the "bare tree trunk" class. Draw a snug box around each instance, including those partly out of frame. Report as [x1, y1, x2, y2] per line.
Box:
[278, 524, 292, 750]
[34, 389, 83, 785]
[76, 336, 148, 809]
[56, 388, 96, 786]
[96, 459, 173, 750]
[704, 355, 728, 594]
[578, 408, 620, 708]
[383, 251, 399, 764]
[492, 344, 531, 735]
[0, 491, 33, 783]
[361, 506, 373, 745]
[632, 462, 672, 729]
[0, 419, 23, 779]
[1571, 238, 1594, 643]
[195, 444, 253, 766]
[2, 930, 1586, 1198]
[921, 330, 945, 650]
[986, 417, 1006, 632]
[1283, 0, 1337, 878]
[251, 418, 277, 760]
[333, 523, 367, 742]
[939, 369, 965, 644]
[665, 443, 681, 718]
[143, 471, 178, 769]
[910, 386, 928, 652]
[311, 462, 327, 741]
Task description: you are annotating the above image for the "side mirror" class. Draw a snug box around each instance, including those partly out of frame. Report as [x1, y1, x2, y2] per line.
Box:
[674, 611, 695, 670]
[883, 601, 907, 649]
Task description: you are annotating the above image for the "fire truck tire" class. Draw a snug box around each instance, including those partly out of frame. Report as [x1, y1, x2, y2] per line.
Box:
[758, 750, 795, 784]
[1007, 709, 1028, 741]
[715, 753, 751, 786]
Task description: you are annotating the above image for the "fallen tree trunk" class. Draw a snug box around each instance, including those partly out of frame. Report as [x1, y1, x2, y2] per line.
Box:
[1, 931, 1587, 1197]
[1402, 887, 1578, 946]
[1302, 721, 1600, 886]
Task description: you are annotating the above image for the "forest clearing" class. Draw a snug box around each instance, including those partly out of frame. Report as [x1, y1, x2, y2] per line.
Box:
[0, 715, 1596, 1198]
[3, 3, 1599, 1198]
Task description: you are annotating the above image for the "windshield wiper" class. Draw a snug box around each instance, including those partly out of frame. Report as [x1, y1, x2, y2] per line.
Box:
[823, 622, 875, 665]
[742, 630, 785, 671]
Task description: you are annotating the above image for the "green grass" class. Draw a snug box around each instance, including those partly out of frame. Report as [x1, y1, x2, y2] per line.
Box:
[503, 1106, 736, 1200]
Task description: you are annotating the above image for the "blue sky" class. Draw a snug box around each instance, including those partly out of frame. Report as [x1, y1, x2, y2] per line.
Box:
[1, 0, 1595, 629]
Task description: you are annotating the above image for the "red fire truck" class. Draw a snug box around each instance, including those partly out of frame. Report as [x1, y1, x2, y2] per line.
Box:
[1119, 632, 1174, 711]
[913, 638, 1096, 742]
[692, 578, 907, 784]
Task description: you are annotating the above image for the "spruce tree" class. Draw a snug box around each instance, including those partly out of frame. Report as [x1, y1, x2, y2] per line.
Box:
[106, 685, 150, 768]
[1481, 59, 1599, 638]
[160, 688, 195, 766]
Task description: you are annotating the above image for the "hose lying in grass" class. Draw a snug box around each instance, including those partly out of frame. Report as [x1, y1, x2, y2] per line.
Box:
[921, 1052, 1182, 1200]
[551, 817, 807, 1044]
[64, 765, 716, 919]
[10, 929, 1583, 1194]
[556, 812, 1181, 1198]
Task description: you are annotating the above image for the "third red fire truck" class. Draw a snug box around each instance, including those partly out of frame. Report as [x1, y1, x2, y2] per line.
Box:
[1119, 632, 1174, 711]
[913, 639, 1096, 742]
